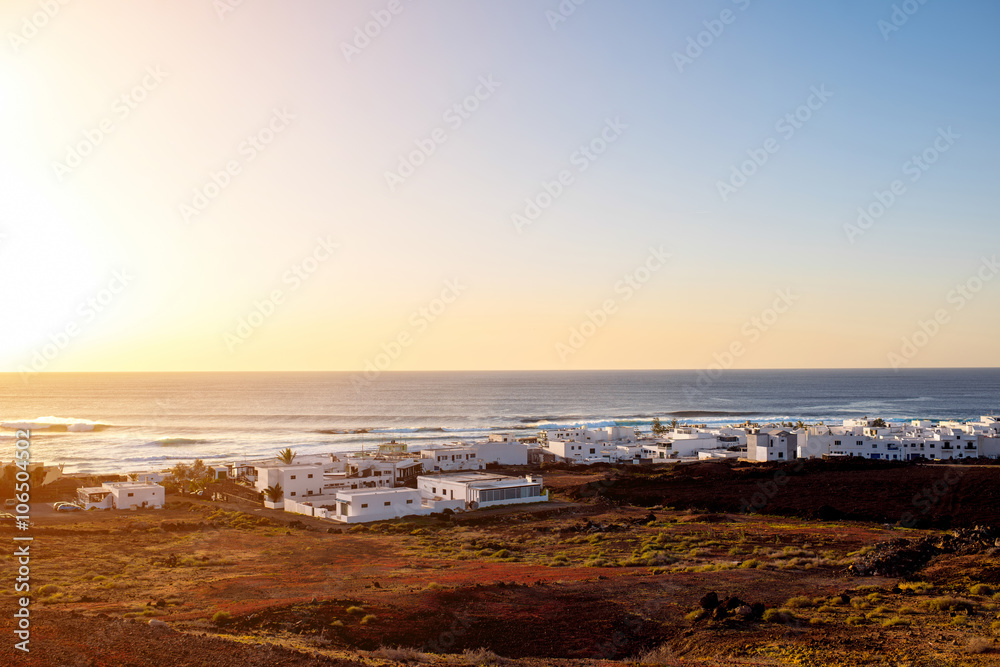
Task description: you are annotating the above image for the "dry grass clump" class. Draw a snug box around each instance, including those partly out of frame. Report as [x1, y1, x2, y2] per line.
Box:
[970, 584, 995, 596]
[373, 646, 427, 663]
[636, 644, 679, 666]
[924, 596, 975, 613]
[461, 648, 508, 666]
[966, 637, 993, 654]
[882, 616, 910, 627]
[762, 608, 799, 624]
[784, 596, 814, 608]
[898, 581, 933, 594]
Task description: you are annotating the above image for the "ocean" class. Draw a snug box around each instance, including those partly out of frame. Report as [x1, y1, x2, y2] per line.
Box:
[1, 369, 999, 474]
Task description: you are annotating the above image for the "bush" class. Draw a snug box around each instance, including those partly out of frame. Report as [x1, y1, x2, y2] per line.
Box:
[925, 597, 975, 613]
[360, 614, 377, 625]
[37, 584, 60, 596]
[739, 559, 761, 569]
[373, 646, 426, 663]
[845, 616, 866, 625]
[762, 608, 798, 624]
[345, 606, 364, 615]
[882, 616, 910, 627]
[211, 611, 231, 625]
[784, 596, 814, 608]
[898, 581, 933, 594]
[970, 584, 995, 596]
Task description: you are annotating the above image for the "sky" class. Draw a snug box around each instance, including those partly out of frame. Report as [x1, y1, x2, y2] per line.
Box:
[1, 0, 998, 373]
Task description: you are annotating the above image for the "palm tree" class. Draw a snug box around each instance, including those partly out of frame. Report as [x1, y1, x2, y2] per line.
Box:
[277, 448, 296, 464]
[651, 417, 666, 437]
[795, 420, 805, 430]
[264, 484, 283, 503]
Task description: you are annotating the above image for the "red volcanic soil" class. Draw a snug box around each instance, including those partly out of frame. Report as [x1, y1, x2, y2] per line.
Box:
[0, 610, 362, 667]
[550, 459, 1000, 528]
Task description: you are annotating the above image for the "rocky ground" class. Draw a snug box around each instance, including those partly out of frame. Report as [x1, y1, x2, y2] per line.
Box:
[2, 461, 1000, 666]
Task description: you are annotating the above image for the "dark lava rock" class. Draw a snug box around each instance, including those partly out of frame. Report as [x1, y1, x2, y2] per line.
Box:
[699, 592, 720, 610]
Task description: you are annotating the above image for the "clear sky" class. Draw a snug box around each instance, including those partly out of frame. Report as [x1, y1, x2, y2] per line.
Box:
[2, 0, 998, 372]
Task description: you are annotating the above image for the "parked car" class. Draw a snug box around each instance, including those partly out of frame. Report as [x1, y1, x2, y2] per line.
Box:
[53, 502, 82, 512]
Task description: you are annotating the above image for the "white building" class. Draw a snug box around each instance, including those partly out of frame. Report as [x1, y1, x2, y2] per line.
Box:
[326, 488, 464, 523]
[417, 472, 547, 509]
[77, 481, 165, 510]
[748, 429, 798, 462]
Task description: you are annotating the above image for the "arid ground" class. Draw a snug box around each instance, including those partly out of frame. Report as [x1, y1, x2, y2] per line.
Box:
[3, 460, 1000, 666]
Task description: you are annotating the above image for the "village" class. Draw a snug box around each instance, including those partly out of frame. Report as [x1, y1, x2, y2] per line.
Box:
[6, 413, 999, 525]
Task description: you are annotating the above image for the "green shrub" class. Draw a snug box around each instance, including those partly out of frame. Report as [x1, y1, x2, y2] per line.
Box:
[37, 584, 60, 596]
[346, 605, 364, 615]
[970, 584, 995, 596]
[211, 611, 231, 625]
[360, 614, 377, 625]
[739, 559, 761, 569]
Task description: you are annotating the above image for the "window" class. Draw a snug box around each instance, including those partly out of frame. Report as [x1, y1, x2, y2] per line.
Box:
[290, 491, 296, 496]
[290, 475, 296, 480]
[834, 440, 841, 446]
[384, 501, 391, 506]
[777, 452, 784, 459]
[469, 454, 475, 458]
[308, 474, 313, 478]
[128, 492, 134, 497]
[590, 448, 595, 454]
[361, 503, 368, 508]
[406, 499, 413, 504]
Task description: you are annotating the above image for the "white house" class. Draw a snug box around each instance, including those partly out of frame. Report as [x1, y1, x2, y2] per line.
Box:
[748, 429, 798, 462]
[417, 472, 547, 509]
[327, 488, 464, 523]
[254, 462, 326, 500]
[78, 481, 165, 510]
